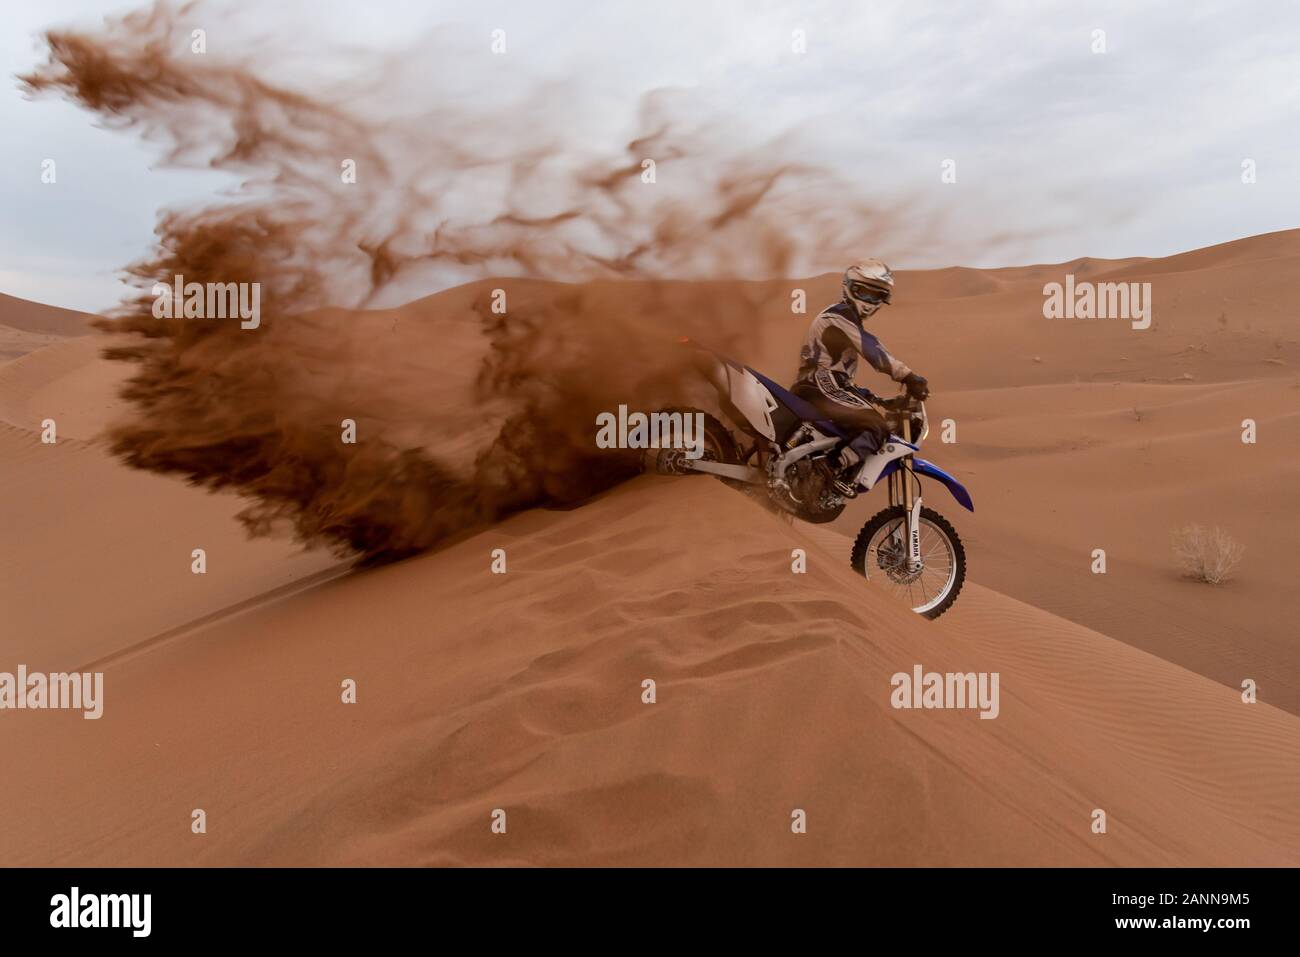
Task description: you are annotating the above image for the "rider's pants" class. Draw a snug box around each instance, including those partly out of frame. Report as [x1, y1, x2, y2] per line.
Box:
[791, 380, 890, 459]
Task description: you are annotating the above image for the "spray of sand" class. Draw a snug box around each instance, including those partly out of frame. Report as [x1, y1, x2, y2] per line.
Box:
[21, 1, 1010, 561]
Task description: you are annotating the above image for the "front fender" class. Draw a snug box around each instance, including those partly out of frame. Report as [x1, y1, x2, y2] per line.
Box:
[911, 457, 975, 512]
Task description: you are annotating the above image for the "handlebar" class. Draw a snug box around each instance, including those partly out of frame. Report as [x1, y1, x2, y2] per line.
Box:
[874, 390, 929, 443]
[874, 392, 923, 413]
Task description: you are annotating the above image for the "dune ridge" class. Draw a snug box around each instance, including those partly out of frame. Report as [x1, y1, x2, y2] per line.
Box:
[0, 292, 95, 338]
[2, 476, 1297, 866]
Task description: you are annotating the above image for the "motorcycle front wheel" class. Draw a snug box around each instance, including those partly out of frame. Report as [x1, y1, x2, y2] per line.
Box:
[849, 505, 966, 619]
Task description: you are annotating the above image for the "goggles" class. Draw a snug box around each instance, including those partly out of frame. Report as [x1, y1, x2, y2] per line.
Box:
[848, 281, 891, 305]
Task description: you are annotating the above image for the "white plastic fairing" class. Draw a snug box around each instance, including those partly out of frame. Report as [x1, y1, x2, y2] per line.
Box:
[725, 366, 780, 441]
[853, 441, 912, 489]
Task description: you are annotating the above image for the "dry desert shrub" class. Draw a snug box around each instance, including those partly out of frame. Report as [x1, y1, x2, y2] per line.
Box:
[1171, 524, 1244, 584]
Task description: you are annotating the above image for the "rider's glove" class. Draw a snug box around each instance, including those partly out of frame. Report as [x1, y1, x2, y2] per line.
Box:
[902, 372, 930, 400]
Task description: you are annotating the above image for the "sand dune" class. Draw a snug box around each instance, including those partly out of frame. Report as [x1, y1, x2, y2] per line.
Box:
[3, 229, 1298, 866]
[0, 423, 339, 670]
[0, 292, 95, 339]
[0, 335, 131, 436]
[1, 476, 1296, 866]
[749, 233, 1300, 714]
[0, 323, 66, 361]
[831, 375, 1300, 711]
[742, 230, 1300, 394]
[0, 336, 338, 670]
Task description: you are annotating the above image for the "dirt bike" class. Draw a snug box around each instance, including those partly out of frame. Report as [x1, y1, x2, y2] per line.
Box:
[652, 342, 974, 619]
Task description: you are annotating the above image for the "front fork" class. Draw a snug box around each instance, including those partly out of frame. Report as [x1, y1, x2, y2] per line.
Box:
[888, 419, 924, 570]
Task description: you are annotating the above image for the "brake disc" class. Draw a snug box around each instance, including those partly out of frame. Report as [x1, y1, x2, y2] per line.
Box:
[876, 540, 924, 585]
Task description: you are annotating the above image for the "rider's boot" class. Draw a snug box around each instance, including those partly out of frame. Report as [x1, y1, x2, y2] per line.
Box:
[825, 445, 863, 496]
[827, 429, 885, 496]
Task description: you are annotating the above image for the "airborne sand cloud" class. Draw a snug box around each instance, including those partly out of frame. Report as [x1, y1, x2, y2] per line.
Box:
[20, 0, 1033, 560]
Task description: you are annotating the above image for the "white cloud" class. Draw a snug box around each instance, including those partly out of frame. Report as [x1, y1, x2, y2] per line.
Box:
[4, 0, 1300, 308]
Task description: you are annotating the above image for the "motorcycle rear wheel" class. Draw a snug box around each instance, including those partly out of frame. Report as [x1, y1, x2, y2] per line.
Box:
[649, 408, 741, 478]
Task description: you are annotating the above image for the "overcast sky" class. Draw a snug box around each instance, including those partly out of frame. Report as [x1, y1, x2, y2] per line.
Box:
[4, 0, 1300, 311]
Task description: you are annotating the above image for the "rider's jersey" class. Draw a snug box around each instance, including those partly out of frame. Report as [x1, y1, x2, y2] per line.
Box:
[794, 300, 912, 407]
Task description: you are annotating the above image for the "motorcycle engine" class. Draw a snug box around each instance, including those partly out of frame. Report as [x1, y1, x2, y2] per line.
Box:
[768, 457, 847, 524]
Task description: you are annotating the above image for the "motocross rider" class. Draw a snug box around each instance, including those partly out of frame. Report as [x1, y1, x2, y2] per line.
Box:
[791, 259, 929, 493]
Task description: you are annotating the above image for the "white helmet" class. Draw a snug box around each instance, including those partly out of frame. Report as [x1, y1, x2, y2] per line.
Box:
[842, 259, 894, 320]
